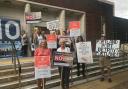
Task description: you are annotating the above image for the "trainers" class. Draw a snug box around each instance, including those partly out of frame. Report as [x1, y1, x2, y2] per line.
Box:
[108, 78, 112, 83]
[100, 77, 104, 81]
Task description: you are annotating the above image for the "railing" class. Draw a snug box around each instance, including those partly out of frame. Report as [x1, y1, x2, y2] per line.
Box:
[11, 41, 22, 89]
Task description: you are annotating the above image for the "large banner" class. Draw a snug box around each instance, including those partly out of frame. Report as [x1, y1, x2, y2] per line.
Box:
[46, 34, 57, 49]
[25, 12, 42, 23]
[34, 56, 51, 79]
[54, 52, 73, 66]
[46, 20, 59, 30]
[0, 18, 21, 57]
[76, 42, 93, 63]
[0, 18, 21, 41]
[96, 40, 120, 57]
[69, 21, 81, 37]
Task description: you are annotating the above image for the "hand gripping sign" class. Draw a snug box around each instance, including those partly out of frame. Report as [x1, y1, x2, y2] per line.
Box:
[0, 19, 20, 41]
[34, 56, 51, 79]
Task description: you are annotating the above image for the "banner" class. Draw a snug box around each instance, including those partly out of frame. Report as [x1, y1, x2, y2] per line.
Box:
[76, 42, 93, 63]
[96, 40, 120, 57]
[46, 34, 57, 49]
[25, 12, 42, 23]
[34, 56, 51, 79]
[54, 52, 73, 66]
[46, 20, 59, 30]
[69, 21, 81, 37]
[0, 18, 21, 41]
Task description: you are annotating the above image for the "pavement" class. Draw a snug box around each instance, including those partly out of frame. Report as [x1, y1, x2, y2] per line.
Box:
[0, 57, 128, 89]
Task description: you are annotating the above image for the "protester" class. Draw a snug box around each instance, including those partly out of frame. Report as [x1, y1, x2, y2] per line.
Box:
[33, 27, 46, 49]
[76, 36, 86, 77]
[57, 40, 71, 89]
[34, 40, 51, 89]
[99, 34, 112, 82]
[21, 30, 28, 57]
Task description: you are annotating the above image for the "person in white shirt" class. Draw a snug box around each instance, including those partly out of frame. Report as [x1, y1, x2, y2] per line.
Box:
[57, 40, 70, 89]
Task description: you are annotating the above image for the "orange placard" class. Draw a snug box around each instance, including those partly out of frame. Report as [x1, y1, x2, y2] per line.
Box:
[47, 34, 57, 42]
[35, 56, 50, 68]
[69, 21, 80, 29]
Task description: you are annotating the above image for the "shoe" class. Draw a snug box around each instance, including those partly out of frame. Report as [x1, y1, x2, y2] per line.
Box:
[108, 78, 112, 83]
[100, 77, 104, 81]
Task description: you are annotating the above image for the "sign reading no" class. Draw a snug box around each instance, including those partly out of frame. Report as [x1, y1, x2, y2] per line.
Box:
[0, 19, 21, 41]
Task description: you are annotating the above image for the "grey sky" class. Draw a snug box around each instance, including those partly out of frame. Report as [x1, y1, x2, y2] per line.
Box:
[107, 0, 128, 19]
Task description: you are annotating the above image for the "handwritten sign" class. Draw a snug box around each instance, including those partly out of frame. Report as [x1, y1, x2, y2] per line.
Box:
[76, 42, 93, 63]
[46, 20, 59, 30]
[96, 40, 120, 57]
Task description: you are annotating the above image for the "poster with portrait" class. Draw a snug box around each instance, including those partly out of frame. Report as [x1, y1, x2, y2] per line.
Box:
[96, 40, 120, 57]
[46, 34, 57, 48]
[34, 56, 51, 79]
[69, 21, 81, 37]
[76, 42, 93, 64]
[54, 52, 73, 66]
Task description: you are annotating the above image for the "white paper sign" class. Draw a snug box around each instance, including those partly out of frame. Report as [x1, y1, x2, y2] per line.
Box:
[96, 40, 120, 57]
[46, 20, 59, 30]
[76, 42, 93, 63]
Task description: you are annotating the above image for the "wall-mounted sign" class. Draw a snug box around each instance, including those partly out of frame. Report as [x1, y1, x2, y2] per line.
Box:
[0, 18, 21, 41]
[25, 12, 42, 23]
[46, 20, 59, 30]
[69, 21, 81, 37]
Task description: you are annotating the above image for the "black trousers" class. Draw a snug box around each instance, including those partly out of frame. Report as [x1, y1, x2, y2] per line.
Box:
[21, 45, 28, 56]
[58, 66, 70, 89]
[77, 63, 85, 76]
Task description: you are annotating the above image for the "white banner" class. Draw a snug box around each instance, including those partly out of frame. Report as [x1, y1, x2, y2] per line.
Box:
[76, 42, 93, 63]
[96, 40, 120, 57]
[46, 20, 59, 30]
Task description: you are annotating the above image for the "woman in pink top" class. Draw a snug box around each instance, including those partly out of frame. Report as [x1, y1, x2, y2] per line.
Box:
[34, 40, 51, 89]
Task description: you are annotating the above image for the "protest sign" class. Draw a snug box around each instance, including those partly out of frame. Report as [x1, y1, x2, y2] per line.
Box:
[54, 52, 73, 66]
[69, 21, 81, 37]
[59, 36, 71, 46]
[76, 42, 93, 63]
[25, 12, 42, 23]
[46, 20, 59, 30]
[34, 56, 51, 79]
[96, 40, 120, 57]
[46, 34, 57, 49]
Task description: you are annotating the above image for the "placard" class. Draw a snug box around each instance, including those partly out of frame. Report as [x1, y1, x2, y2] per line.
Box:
[25, 12, 42, 23]
[34, 56, 51, 79]
[46, 34, 57, 49]
[46, 20, 59, 30]
[96, 40, 120, 57]
[69, 21, 81, 37]
[76, 42, 93, 63]
[54, 52, 73, 66]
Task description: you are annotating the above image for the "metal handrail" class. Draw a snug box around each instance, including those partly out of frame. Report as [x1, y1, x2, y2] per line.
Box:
[11, 41, 22, 89]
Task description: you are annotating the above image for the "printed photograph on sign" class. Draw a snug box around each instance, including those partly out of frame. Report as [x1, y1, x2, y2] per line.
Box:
[76, 42, 93, 64]
[96, 40, 120, 57]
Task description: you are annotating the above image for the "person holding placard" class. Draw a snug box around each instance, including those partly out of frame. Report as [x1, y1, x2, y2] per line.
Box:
[57, 40, 71, 89]
[99, 34, 112, 82]
[76, 36, 86, 77]
[34, 40, 51, 89]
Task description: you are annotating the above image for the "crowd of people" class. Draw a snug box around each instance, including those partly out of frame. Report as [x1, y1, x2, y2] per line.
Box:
[21, 27, 112, 89]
